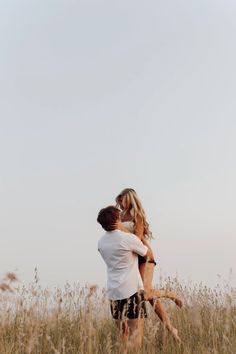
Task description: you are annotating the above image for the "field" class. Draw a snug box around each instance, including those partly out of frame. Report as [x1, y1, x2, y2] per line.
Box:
[0, 272, 235, 354]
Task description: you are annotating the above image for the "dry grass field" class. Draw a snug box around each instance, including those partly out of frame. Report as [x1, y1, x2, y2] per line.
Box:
[0, 271, 235, 354]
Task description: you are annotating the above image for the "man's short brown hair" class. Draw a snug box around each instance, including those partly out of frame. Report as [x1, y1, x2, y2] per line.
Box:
[97, 206, 120, 231]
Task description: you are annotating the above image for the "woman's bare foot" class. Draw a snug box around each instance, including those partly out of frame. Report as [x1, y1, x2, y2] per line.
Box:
[153, 300, 181, 342]
[173, 297, 183, 308]
[170, 326, 181, 342]
[163, 291, 183, 308]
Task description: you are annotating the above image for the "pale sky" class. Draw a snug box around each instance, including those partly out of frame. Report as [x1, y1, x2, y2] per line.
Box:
[0, 0, 236, 289]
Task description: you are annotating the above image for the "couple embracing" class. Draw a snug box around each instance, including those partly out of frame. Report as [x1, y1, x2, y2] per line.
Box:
[97, 188, 182, 348]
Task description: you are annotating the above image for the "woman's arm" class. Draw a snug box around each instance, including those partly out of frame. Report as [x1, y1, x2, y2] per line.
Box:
[118, 223, 130, 233]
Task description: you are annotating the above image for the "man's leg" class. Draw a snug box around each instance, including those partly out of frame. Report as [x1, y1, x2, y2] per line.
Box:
[127, 318, 144, 348]
[115, 319, 129, 343]
[115, 318, 144, 347]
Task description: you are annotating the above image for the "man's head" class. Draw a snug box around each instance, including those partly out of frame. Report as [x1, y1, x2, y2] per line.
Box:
[97, 205, 120, 231]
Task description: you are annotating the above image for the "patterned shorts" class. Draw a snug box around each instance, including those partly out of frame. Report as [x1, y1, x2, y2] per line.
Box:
[110, 291, 147, 320]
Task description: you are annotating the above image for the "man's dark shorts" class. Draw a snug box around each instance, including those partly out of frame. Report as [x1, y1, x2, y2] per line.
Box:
[110, 291, 147, 320]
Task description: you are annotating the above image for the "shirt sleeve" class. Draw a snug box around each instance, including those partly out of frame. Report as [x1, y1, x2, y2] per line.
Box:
[124, 233, 148, 257]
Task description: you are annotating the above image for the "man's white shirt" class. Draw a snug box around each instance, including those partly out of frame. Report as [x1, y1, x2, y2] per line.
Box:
[98, 229, 148, 300]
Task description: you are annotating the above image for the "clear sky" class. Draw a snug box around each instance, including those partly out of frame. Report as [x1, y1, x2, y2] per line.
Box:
[1, 0, 236, 288]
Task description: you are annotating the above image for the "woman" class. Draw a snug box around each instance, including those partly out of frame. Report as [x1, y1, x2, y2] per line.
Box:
[115, 188, 182, 341]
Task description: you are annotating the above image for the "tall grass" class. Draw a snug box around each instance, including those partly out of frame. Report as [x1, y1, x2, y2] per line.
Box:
[0, 271, 235, 354]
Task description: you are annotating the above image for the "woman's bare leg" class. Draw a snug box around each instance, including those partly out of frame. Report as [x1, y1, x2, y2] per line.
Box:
[139, 262, 182, 306]
[150, 299, 181, 341]
[139, 262, 181, 341]
[147, 289, 182, 307]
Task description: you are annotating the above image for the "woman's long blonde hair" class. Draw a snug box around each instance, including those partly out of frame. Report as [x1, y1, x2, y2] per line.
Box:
[115, 188, 152, 239]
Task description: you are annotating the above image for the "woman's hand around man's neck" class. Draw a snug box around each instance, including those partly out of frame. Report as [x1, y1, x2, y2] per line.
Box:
[115, 220, 130, 233]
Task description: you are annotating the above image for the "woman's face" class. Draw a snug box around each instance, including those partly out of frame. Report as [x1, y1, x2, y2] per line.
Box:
[117, 196, 127, 210]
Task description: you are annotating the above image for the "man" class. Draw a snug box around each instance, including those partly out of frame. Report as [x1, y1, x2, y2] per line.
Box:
[97, 205, 154, 347]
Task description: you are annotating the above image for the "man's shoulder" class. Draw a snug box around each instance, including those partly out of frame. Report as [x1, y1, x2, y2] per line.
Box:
[98, 229, 139, 244]
[98, 231, 118, 246]
[98, 230, 130, 246]
[98, 232, 107, 244]
[116, 230, 142, 246]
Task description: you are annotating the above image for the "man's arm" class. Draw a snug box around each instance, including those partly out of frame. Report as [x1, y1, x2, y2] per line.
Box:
[118, 220, 155, 262]
[125, 234, 154, 261]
